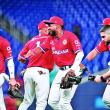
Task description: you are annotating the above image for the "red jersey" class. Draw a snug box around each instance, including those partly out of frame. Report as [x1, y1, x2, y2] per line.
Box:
[0, 36, 13, 73]
[19, 33, 54, 72]
[95, 41, 110, 53]
[40, 30, 83, 67]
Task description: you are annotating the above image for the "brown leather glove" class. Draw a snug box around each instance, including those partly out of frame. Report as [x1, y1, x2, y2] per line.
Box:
[60, 69, 76, 89]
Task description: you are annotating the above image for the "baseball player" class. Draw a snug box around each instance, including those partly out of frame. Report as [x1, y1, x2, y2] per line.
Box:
[25, 16, 84, 110]
[0, 25, 16, 110]
[80, 18, 110, 107]
[18, 20, 54, 110]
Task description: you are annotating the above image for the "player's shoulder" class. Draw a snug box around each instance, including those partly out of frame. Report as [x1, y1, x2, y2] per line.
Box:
[27, 35, 39, 44]
[30, 34, 49, 41]
[0, 37, 10, 49]
[0, 36, 9, 43]
[64, 30, 77, 39]
[64, 30, 76, 36]
[96, 40, 107, 49]
[39, 33, 49, 39]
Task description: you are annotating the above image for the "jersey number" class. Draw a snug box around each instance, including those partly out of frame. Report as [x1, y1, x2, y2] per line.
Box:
[36, 41, 41, 47]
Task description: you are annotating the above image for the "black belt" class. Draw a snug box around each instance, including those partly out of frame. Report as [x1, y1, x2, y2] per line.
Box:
[59, 65, 72, 70]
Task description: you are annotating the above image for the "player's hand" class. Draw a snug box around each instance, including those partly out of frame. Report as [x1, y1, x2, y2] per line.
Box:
[20, 68, 26, 76]
[94, 75, 102, 83]
[106, 78, 110, 85]
[25, 50, 35, 58]
[9, 78, 17, 89]
[79, 63, 85, 69]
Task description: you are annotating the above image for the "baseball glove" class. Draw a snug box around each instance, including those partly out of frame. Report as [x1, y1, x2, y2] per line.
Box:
[60, 69, 76, 89]
[7, 83, 24, 101]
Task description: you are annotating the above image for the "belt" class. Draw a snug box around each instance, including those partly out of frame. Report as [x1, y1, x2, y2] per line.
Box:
[59, 65, 72, 70]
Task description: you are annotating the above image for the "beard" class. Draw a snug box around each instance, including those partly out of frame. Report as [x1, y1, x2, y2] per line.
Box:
[48, 30, 56, 36]
[106, 41, 110, 45]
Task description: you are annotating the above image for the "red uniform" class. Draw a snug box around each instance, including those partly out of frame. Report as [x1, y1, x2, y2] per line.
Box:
[94, 40, 110, 108]
[0, 36, 13, 73]
[19, 33, 54, 72]
[40, 30, 83, 67]
[95, 40, 110, 53]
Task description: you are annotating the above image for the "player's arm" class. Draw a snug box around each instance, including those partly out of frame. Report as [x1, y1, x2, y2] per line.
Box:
[94, 61, 110, 84]
[71, 51, 84, 73]
[31, 46, 44, 55]
[94, 70, 110, 83]
[18, 55, 27, 64]
[80, 49, 99, 69]
[106, 78, 110, 85]
[25, 47, 44, 58]
[69, 34, 84, 73]
[18, 41, 31, 64]
[86, 49, 99, 61]
[102, 71, 110, 79]
[80, 41, 107, 69]
[2, 40, 16, 88]
[6, 58, 16, 88]
[25, 36, 51, 58]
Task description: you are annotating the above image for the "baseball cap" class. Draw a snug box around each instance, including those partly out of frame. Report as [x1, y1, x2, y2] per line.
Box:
[99, 18, 110, 26]
[38, 20, 49, 30]
[44, 16, 63, 26]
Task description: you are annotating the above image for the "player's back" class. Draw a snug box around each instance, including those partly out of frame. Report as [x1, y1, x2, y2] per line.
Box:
[24, 34, 54, 72]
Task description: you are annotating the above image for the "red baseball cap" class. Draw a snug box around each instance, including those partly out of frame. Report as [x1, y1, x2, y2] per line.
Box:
[44, 16, 63, 26]
[99, 18, 110, 26]
[38, 20, 49, 30]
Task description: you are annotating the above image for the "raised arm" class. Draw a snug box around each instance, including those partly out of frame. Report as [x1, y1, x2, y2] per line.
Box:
[80, 49, 99, 69]
[86, 49, 99, 61]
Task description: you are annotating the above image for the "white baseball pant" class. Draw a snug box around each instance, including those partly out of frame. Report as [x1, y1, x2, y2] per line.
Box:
[0, 73, 9, 110]
[103, 85, 110, 107]
[48, 66, 81, 110]
[18, 67, 50, 110]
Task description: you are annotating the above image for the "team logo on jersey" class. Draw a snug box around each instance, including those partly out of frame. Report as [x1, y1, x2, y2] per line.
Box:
[74, 40, 80, 46]
[7, 46, 11, 51]
[52, 49, 69, 55]
[74, 40, 80, 44]
[63, 39, 67, 45]
[52, 47, 55, 50]
[7, 46, 12, 53]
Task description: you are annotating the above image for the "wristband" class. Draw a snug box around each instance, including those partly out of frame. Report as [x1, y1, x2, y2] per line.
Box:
[100, 76, 106, 82]
[81, 58, 89, 66]
[25, 58, 29, 65]
[32, 49, 37, 54]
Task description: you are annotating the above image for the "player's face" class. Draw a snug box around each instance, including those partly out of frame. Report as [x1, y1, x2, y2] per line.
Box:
[42, 27, 49, 34]
[48, 24, 57, 36]
[100, 31, 110, 44]
[45, 27, 49, 34]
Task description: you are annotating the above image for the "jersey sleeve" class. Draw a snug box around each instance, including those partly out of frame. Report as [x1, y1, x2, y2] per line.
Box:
[95, 41, 108, 53]
[19, 41, 29, 60]
[69, 33, 83, 54]
[1, 40, 13, 60]
[40, 36, 51, 52]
